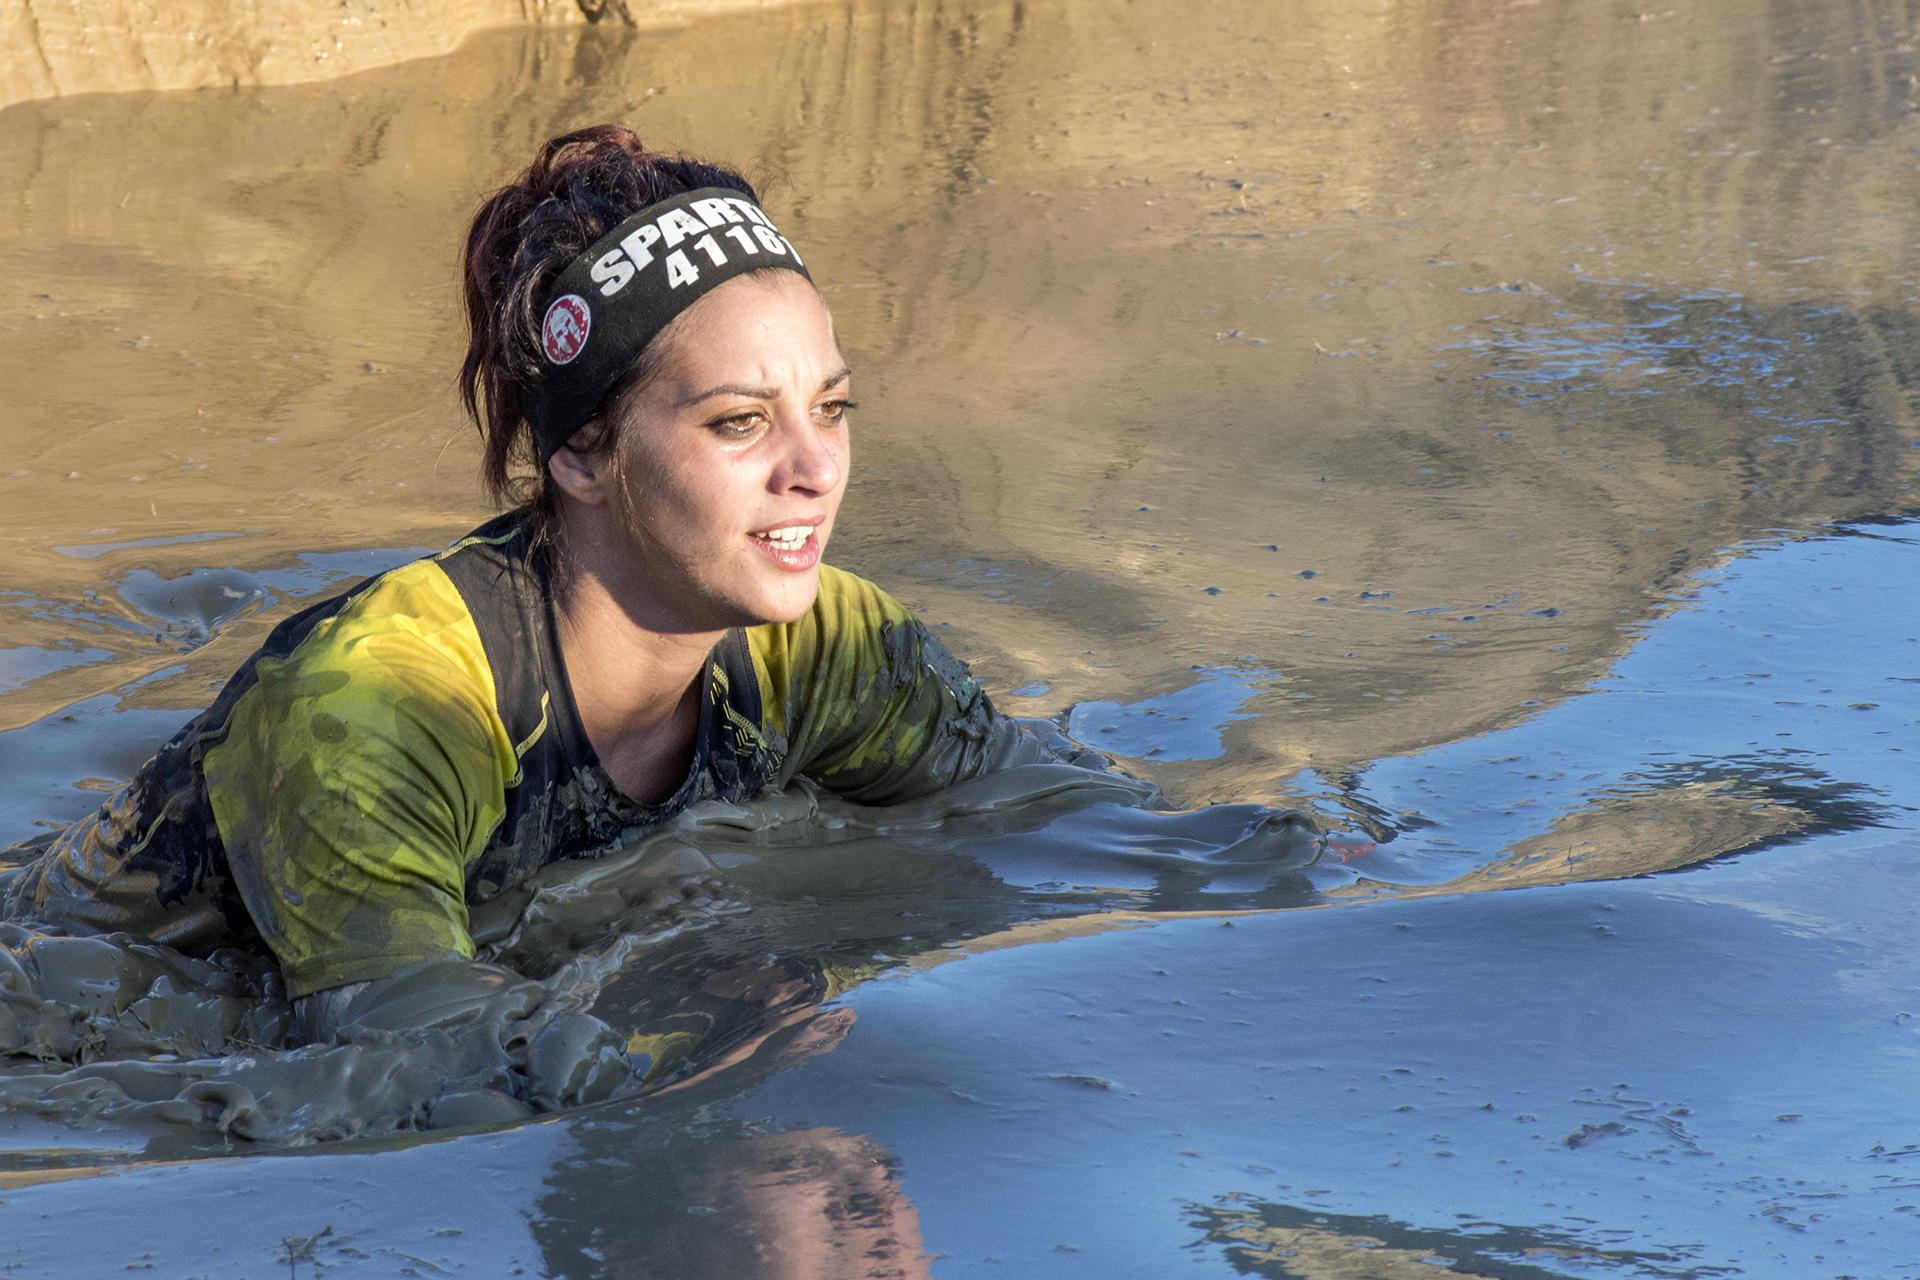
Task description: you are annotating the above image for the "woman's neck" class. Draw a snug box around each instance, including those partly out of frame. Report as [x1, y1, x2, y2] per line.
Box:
[549, 514, 727, 806]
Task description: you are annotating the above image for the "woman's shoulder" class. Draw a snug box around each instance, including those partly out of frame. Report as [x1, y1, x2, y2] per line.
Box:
[739, 565, 1001, 796]
[203, 545, 512, 801]
[808, 563, 914, 628]
[234, 532, 512, 724]
[746, 565, 911, 661]
[292, 513, 535, 668]
[293, 558, 487, 681]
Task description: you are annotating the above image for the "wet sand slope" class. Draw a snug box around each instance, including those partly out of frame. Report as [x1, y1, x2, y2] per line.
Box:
[0, 0, 818, 109]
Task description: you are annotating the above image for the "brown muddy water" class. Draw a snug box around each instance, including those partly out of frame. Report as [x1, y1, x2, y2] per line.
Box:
[3, 1, 1920, 1277]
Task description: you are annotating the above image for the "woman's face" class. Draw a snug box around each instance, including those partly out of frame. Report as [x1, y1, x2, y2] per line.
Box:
[581, 270, 851, 631]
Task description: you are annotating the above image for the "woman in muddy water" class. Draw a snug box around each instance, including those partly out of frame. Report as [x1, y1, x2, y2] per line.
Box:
[0, 125, 1335, 1124]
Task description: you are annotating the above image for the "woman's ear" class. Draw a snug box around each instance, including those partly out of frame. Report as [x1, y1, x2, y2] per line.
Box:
[547, 443, 611, 506]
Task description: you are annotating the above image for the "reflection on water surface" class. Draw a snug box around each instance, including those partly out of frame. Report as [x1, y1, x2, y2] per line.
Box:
[1185, 1195, 1695, 1279]
[3, 0, 1919, 1276]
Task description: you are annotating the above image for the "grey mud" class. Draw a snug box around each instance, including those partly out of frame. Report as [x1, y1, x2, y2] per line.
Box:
[0, 754, 1347, 1147]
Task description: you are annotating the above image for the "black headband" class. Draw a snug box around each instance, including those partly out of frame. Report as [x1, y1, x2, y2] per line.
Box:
[526, 186, 813, 462]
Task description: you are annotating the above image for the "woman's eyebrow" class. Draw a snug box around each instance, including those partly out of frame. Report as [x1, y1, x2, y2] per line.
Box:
[681, 366, 852, 408]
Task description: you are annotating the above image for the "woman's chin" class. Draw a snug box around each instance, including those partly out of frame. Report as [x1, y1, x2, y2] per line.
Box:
[727, 571, 823, 629]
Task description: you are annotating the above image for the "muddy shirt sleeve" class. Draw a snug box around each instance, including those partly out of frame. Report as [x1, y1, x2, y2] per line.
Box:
[751, 566, 1042, 805]
[201, 563, 516, 999]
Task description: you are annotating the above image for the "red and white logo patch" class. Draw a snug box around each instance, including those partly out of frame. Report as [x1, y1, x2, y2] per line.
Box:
[541, 294, 591, 365]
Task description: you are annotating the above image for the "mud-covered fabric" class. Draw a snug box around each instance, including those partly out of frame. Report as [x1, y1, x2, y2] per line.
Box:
[4, 515, 1023, 998]
[755, 582, 1030, 802]
[201, 549, 512, 997]
[0, 575, 398, 959]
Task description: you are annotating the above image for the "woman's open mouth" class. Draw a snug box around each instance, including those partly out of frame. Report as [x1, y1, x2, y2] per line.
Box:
[748, 524, 823, 570]
[751, 525, 815, 552]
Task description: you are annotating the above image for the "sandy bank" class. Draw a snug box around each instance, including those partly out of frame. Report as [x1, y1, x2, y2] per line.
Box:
[0, 0, 783, 109]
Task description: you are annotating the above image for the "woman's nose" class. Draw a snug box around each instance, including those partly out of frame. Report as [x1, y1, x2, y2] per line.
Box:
[771, 408, 844, 495]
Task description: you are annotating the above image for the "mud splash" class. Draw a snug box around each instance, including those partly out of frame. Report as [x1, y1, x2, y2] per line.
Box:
[0, 688, 1876, 1153]
[0, 924, 628, 1143]
[0, 748, 1367, 1148]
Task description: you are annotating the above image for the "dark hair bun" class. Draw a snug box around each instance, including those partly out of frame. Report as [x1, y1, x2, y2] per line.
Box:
[458, 125, 758, 507]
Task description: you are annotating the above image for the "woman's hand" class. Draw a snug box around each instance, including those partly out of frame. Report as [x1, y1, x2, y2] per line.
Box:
[292, 956, 635, 1114]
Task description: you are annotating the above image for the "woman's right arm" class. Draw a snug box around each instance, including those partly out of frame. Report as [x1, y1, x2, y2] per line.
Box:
[201, 567, 516, 1003]
[289, 957, 633, 1110]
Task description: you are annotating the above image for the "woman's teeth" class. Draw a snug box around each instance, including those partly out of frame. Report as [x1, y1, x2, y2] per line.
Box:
[753, 525, 814, 551]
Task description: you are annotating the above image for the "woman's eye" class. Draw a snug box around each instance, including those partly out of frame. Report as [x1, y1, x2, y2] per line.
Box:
[711, 412, 766, 437]
[816, 398, 855, 423]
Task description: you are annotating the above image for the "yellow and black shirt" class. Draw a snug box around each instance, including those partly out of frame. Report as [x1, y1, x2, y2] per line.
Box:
[5, 515, 1020, 997]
